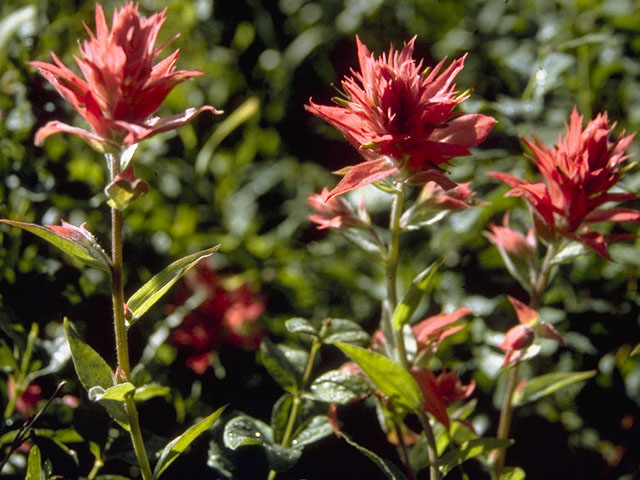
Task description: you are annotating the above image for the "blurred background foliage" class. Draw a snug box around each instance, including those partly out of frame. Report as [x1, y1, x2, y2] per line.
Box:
[1, 0, 640, 478]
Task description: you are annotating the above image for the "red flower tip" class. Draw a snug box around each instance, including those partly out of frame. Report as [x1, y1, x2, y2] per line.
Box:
[31, 2, 221, 151]
[507, 296, 538, 326]
[308, 36, 495, 199]
[307, 187, 363, 230]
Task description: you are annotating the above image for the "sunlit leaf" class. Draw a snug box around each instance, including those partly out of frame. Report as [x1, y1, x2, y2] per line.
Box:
[335, 343, 423, 414]
[513, 370, 597, 406]
[126, 245, 219, 328]
[392, 258, 444, 330]
[88, 383, 135, 403]
[63, 318, 128, 428]
[133, 383, 171, 402]
[0, 219, 111, 271]
[154, 405, 226, 479]
[26, 444, 45, 480]
[285, 318, 318, 336]
[439, 438, 513, 476]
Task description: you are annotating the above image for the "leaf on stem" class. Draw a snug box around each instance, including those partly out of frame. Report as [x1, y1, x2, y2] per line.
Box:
[307, 369, 371, 404]
[63, 318, 129, 428]
[258, 338, 301, 393]
[271, 393, 294, 444]
[290, 415, 333, 448]
[285, 318, 318, 336]
[0, 219, 111, 272]
[335, 342, 423, 414]
[26, 444, 44, 480]
[512, 370, 597, 406]
[154, 405, 226, 479]
[322, 318, 370, 346]
[126, 245, 219, 328]
[223, 415, 301, 472]
[88, 383, 136, 403]
[392, 258, 444, 330]
[439, 438, 513, 476]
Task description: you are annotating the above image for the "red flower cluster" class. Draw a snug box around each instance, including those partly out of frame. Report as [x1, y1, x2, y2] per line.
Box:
[307, 36, 495, 200]
[307, 187, 364, 230]
[170, 263, 265, 374]
[31, 2, 220, 152]
[490, 109, 640, 259]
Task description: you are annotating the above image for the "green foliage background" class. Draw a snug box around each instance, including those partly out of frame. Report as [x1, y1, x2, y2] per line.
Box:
[1, 0, 640, 478]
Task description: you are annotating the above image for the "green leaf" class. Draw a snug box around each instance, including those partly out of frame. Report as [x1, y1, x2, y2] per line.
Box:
[0, 339, 18, 373]
[307, 369, 371, 404]
[439, 438, 513, 476]
[551, 242, 590, 265]
[126, 246, 219, 328]
[513, 370, 597, 406]
[258, 338, 300, 393]
[223, 415, 301, 472]
[0, 219, 111, 271]
[392, 258, 444, 330]
[154, 405, 226, 479]
[271, 394, 293, 444]
[63, 318, 129, 428]
[335, 343, 423, 414]
[323, 319, 370, 347]
[291, 415, 333, 449]
[502, 467, 527, 480]
[88, 383, 135, 403]
[285, 318, 318, 336]
[133, 383, 170, 402]
[340, 432, 407, 480]
[26, 444, 45, 480]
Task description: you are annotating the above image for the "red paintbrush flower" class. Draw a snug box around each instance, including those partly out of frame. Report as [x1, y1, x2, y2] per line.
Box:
[30, 2, 220, 152]
[490, 109, 640, 259]
[307, 36, 495, 200]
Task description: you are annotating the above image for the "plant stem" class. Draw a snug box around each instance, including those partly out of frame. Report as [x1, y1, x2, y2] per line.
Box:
[491, 243, 558, 479]
[267, 322, 327, 480]
[108, 153, 153, 480]
[387, 185, 441, 480]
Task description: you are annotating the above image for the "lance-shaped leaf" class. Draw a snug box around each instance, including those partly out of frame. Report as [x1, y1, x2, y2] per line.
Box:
[63, 318, 129, 428]
[439, 438, 514, 476]
[307, 369, 371, 404]
[335, 342, 423, 414]
[392, 258, 444, 330]
[26, 444, 44, 480]
[322, 318, 370, 346]
[154, 405, 226, 479]
[126, 245, 219, 328]
[285, 318, 318, 336]
[0, 219, 111, 271]
[512, 370, 597, 406]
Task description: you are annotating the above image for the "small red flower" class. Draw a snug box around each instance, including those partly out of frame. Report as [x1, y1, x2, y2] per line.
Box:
[307, 36, 495, 200]
[30, 2, 220, 151]
[435, 370, 476, 405]
[490, 108, 640, 259]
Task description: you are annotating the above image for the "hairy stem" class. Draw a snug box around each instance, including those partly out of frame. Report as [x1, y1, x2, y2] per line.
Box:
[108, 153, 153, 480]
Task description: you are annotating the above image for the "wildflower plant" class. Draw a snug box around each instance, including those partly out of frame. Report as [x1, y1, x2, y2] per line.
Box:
[2, 3, 224, 479]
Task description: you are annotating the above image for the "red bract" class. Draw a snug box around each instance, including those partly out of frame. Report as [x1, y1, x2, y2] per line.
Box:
[413, 307, 471, 353]
[30, 2, 220, 152]
[490, 109, 640, 259]
[307, 36, 495, 200]
[307, 187, 362, 230]
[435, 370, 476, 405]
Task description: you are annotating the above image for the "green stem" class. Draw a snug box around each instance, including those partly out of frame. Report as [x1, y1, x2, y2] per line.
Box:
[491, 243, 558, 479]
[387, 185, 441, 480]
[267, 322, 328, 480]
[108, 153, 153, 480]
